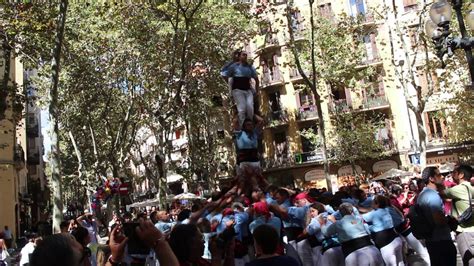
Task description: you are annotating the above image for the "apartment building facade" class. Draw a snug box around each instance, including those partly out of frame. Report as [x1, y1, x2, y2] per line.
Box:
[243, 0, 470, 188]
[0, 48, 28, 238]
[24, 70, 48, 228]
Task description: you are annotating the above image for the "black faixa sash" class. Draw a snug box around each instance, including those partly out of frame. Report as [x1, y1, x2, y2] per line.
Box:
[371, 228, 398, 249]
[237, 149, 259, 163]
[341, 235, 373, 257]
[232, 77, 252, 90]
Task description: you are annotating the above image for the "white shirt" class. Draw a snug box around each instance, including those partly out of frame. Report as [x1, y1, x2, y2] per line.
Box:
[19, 242, 35, 265]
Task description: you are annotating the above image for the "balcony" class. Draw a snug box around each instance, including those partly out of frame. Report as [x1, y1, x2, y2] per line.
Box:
[297, 105, 318, 121]
[14, 144, 25, 170]
[27, 121, 39, 138]
[261, 67, 284, 88]
[328, 99, 351, 113]
[260, 33, 280, 51]
[361, 94, 390, 110]
[426, 132, 449, 149]
[27, 148, 40, 165]
[357, 12, 375, 25]
[293, 29, 306, 41]
[294, 150, 324, 164]
[375, 127, 396, 151]
[262, 141, 294, 170]
[359, 53, 382, 67]
[265, 109, 289, 128]
[289, 67, 309, 82]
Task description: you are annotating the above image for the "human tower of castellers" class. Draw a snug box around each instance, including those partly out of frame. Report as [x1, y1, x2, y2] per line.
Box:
[3, 51, 473, 266]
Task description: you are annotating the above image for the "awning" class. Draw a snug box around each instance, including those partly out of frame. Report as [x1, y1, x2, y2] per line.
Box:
[167, 173, 183, 183]
[126, 194, 177, 208]
[372, 168, 413, 181]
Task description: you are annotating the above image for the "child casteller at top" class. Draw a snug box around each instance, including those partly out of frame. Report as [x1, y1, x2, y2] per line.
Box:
[221, 50, 259, 131]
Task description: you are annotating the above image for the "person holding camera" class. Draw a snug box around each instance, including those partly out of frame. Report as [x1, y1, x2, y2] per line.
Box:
[77, 210, 101, 266]
[444, 165, 474, 265]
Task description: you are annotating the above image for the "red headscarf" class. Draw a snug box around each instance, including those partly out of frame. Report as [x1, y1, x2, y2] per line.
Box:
[222, 208, 234, 217]
[294, 192, 314, 204]
[253, 201, 271, 221]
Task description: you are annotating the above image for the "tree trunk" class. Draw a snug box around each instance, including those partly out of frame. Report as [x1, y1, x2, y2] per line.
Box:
[389, 0, 430, 168]
[285, 0, 332, 191]
[49, 0, 68, 234]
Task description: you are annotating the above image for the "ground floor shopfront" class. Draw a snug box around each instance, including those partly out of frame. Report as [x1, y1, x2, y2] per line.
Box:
[262, 154, 404, 191]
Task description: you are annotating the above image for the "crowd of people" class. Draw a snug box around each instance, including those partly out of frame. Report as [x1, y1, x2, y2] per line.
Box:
[2, 164, 472, 266]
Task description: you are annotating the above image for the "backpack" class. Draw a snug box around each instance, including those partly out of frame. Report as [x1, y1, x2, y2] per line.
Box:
[407, 204, 434, 239]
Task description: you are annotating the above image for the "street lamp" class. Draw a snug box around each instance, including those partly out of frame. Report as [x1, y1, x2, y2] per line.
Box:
[425, 0, 474, 87]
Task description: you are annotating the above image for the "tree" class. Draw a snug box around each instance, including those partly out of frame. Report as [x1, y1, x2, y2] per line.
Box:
[48, 0, 68, 233]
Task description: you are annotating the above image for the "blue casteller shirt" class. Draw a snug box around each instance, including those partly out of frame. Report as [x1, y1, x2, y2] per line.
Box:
[155, 221, 175, 234]
[228, 63, 257, 78]
[332, 206, 361, 220]
[265, 193, 277, 205]
[306, 216, 325, 242]
[322, 215, 370, 243]
[287, 205, 310, 228]
[417, 187, 452, 241]
[236, 131, 258, 150]
[362, 208, 394, 233]
[249, 215, 282, 237]
[234, 211, 250, 242]
[279, 200, 304, 228]
[387, 207, 404, 227]
[220, 61, 237, 77]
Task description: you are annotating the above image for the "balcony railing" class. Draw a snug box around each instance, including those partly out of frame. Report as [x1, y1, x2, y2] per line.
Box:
[14, 144, 25, 169]
[266, 109, 289, 128]
[261, 67, 283, 88]
[329, 99, 351, 113]
[297, 105, 318, 121]
[27, 150, 40, 165]
[356, 12, 375, 25]
[263, 34, 279, 50]
[362, 94, 389, 110]
[27, 122, 39, 137]
[262, 142, 294, 170]
[293, 29, 306, 41]
[289, 67, 310, 81]
[360, 52, 382, 66]
[426, 132, 449, 148]
[375, 127, 396, 151]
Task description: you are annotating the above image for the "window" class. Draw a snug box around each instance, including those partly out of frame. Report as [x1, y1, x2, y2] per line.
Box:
[268, 91, 282, 113]
[362, 32, 378, 62]
[300, 126, 318, 153]
[28, 114, 36, 125]
[28, 138, 36, 150]
[318, 3, 334, 20]
[349, 0, 366, 17]
[417, 69, 439, 93]
[28, 165, 37, 176]
[274, 132, 286, 144]
[299, 90, 314, 107]
[273, 131, 288, 156]
[330, 83, 347, 100]
[290, 10, 303, 32]
[403, 0, 418, 12]
[425, 111, 447, 140]
[408, 26, 420, 48]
